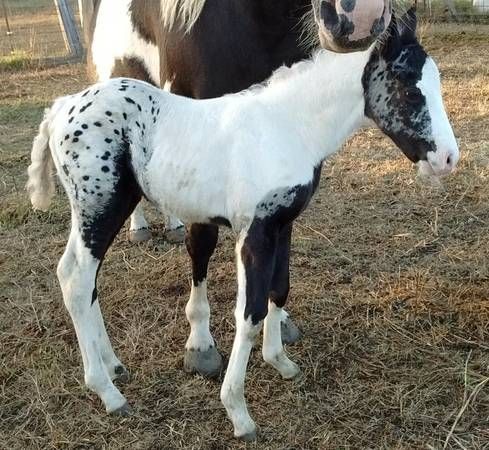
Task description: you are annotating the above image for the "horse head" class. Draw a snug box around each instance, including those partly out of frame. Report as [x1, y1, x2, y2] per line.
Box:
[314, 0, 392, 52]
[362, 8, 459, 176]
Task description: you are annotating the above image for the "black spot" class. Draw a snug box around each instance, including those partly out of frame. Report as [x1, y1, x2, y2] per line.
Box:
[83, 175, 90, 181]
[114, 129, 120, 135]
[82, 90, 90, 98]
[86, 146, 91, 150]
[137, 104, 142, 112]
[81, 124, 88, 129]
[124, 97, 135, 104]
[68, 117, 74, 124]
[101, 166, 110, 173]
[62, 164, 69, 175]
[74, 130, 83, 137]
[123, 112, 127, 120]
[105, 111, 112, 116]
[72, 138, 79, 143]
[68, 105, 75, 115]
[94, 90, 100, 95]
[64, 134, 70, 140]
[135, 121, 141, 128]
[94, 122, 102, 127]
[105, 138, 113, 144]
[101, 151, 111, 161]
[79, 102, 93, 113]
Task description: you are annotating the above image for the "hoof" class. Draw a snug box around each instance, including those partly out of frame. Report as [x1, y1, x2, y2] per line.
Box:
[110, 402, 132, 417]
[237, 430, 257, 442]
[184, 346, 223, 378]
[281, 317, 302, 345]
[165, 225, 186, 244]
[113, 365, 130, 383]
[128, 228, 151, 243]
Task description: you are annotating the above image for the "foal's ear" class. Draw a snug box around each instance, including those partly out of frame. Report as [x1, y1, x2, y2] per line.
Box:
[398, 7, 418, 44]
[380, 13, 402, 60]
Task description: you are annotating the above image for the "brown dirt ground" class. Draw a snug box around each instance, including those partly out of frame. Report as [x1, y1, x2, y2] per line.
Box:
[1, 24, 489, 449]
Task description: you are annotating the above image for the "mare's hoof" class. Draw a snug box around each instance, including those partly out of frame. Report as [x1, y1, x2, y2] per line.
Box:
[281, 317, 302, 345]
[184, 346, 223, 378]
[128, 228, 152, 243]
[114, 365, 130, 383]
[110, 402, 132, 417]
[165, 225, 186, 244]
[238, 430, 257, 442]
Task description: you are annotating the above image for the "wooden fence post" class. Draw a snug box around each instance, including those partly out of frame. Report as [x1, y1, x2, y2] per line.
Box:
[53, 0, 83, 58]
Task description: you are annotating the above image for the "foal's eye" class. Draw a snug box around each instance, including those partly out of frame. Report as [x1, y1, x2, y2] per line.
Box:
[403, 87, 424, 105]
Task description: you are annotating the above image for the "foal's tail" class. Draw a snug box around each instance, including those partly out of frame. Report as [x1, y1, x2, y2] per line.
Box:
[26, 108, 56, 211]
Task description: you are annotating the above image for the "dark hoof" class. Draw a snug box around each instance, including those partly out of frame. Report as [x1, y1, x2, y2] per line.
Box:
[128, 228, 151, 243]
[114, 365, 130, 383]
[184, 346, 223, 378]
[110, 402, 132, 417]
[165, 225, 185, 244]
[281, 317, 302, 345]
[238, 430, 257, 442]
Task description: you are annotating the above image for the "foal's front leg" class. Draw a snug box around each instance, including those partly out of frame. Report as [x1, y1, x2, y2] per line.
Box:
[221, 224, 278, 440]
[183, 224, 223, 377]
[262, 224, 300, 379]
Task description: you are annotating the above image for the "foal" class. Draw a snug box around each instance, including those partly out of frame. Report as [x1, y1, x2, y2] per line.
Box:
[28, 10, 458, 440]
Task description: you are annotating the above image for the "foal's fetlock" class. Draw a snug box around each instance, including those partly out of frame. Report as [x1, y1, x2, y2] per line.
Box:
[184, 346, 223, 378]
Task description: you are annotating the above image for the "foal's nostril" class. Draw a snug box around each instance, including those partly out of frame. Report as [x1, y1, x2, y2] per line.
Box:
[447, 155, 452, 166]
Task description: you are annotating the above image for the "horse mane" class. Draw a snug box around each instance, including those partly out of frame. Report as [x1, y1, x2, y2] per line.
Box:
[160, 0, 206, 32]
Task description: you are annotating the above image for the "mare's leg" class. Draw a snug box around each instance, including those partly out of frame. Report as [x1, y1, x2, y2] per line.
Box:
[183, 224, 223, 377]
[262, 223, 300, 378]
[165, 215, 186, 244]
[221, 224, 278, 440]
[128, 203, 151, 242]
[128, 204, 185, 243]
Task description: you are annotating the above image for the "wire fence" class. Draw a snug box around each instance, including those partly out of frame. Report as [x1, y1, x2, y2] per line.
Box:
[0, 0, 488, 65]
[1, 0, 81, 63]
[416, 0, 489, 21]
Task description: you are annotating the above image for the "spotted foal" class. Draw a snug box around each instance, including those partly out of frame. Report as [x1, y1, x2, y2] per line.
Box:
[28, 10, 458, 440]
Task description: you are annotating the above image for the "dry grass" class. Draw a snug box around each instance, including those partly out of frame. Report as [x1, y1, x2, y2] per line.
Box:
[1, 25, 489, 449]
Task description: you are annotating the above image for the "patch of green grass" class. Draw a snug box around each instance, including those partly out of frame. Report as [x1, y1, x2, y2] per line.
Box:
[0, 50, 32, 71]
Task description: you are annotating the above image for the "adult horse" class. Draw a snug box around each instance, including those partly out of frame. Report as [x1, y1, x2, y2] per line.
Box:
[83, 0, 393, 377]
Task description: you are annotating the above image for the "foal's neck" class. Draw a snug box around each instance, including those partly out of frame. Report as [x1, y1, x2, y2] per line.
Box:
[261, 48, 373, 164]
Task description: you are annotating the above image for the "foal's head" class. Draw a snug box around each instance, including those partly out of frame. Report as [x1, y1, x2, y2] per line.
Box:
[363, 8, 459, 176]
[314, 0, 392, 52]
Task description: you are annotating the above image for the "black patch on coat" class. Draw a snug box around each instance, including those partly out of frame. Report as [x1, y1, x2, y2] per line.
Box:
[242, 165, 322, 325]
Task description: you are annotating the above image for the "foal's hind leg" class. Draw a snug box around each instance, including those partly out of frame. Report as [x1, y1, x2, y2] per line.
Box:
[262, 224, 300, 379]
[183, 224, 223, 377]
[58, 224, 130, 414]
